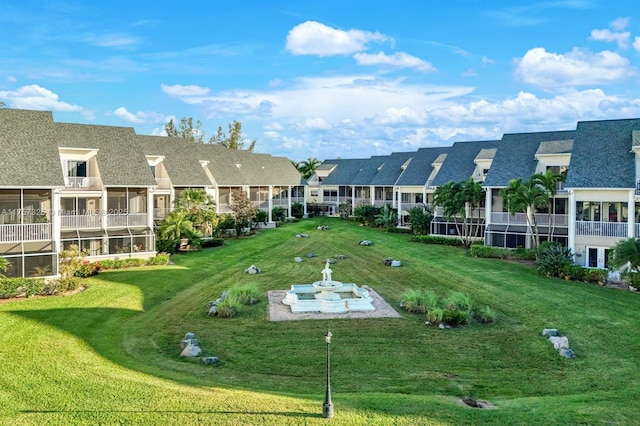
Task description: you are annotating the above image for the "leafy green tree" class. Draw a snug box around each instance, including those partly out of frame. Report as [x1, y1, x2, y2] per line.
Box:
[531, 169, 564, 241]
[296, 157, 321, 180]
[291, 202, 304, 219]
[229, 189, 257, 238]
[407, 206, 433, 235]
[159, 209, 196, 241]
[609, 238, 640, 272]
[353, 204, 379, 227]
[0, 256, 9, 278]
[210, 120, 256, 151]
[175, 188, 217, 237]
[500, 177, 549, 249]
[164, 117, 206, 143]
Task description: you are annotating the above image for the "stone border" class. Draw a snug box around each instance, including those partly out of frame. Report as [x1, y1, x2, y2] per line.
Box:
[267, 288, 402, 321]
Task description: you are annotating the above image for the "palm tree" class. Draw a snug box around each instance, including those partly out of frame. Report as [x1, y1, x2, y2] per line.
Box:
[609, 238, 640, 272]
[175, 188, 217, 237]
[297, 157, 321, 180]
[0, 256, 8, 278]
[159, 209, 195, 241]
[433, 181, 466, 244]
[500, 177, 548, 249]
[460, 178, 484, 240]
[531, 169, 564, 241]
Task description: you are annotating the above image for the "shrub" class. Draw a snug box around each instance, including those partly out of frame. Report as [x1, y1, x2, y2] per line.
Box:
[227, 283, 261, 306]
[411, 235, 464, 246]
[0, 278, 25, 298]
[470, 245, 509, 259]
[156, 237, 179, 254]
[353, 205, 379, 227]
[475, 306, 497, 324]
[407, 206, 432, 235]
[513, 247, 537, 261]
[442, 292, 474, 326]
[537, 244, 574, 278]
[146, 253, 171, 265]
[46, 277, 83, 295]
[201, 238, 224, 248]
[215, 298, 241, 318]
[400, 289, 436, 314]
[291, 202, 304, 219]
[75, 261, 101, 278]
[0, 278, 46, 298]
[271, 207, 286, 222]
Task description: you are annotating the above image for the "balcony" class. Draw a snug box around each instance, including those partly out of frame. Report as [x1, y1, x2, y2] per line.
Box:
[490, 212, 568, 227]
[63, 176, 102, 191]
[61, 215, 102, 229]
[0, 223, 52, 242]
[575, 221, 627, 238]
[107, 213, 147, 227]
[153, 208, 171, 220]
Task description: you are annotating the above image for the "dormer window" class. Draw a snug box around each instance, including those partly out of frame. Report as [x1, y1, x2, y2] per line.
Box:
[68, 160, 87, 177]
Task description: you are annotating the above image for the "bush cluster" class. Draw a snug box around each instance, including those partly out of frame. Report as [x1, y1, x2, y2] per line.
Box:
[0, 278, 46, 298]
[201, 238, 224, 248]
[212, 283, 261, 318]
[399, 289, 496, 326]
[536, 242, 607, 284]
[93, 254, 170, 271]
[411, 235, 464, 246]
[469, 244, 537, 261]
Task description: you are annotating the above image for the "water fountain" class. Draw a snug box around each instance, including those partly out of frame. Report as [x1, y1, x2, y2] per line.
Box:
[282, 260, 375, 313]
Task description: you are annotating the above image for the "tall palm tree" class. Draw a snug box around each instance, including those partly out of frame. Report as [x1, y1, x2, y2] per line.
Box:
[175, 189, 217, 237]
[159, 209, 195, 241]
[500, 177, 548, 249]
[297, 157, 321, 180]
[609, 238, 640, 272]
[531, 169, 564, 241]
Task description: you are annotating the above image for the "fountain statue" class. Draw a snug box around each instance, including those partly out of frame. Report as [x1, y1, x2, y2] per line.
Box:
[282, 259, 374, 313]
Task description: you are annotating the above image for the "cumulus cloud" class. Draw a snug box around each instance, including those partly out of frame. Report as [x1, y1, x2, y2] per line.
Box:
[514, 47, 637, 88]
[286, 21, 387, 56]
[161, 83, 211, 98]
[634, 36, 640, 52]
[353, 51, 435, 72]
[0, 84, 93, 119]
[590, 28, 630, 48]
[112, 107, 166, 124]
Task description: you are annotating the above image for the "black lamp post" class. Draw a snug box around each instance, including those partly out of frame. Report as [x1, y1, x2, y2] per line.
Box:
[322, 330, 334, 418]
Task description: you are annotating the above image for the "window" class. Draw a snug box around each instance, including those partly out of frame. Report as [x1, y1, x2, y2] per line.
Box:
[67, 161, 87, 177]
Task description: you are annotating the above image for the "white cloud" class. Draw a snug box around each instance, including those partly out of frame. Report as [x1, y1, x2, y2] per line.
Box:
[112, 107, 166, 124]
[0, 84, 93, 119]
[286, 21, 387, 56]
[6, 76, 17, 83]
[610, 17, 630, 31]
[81, 33, 141, 49]
[481, 56, 495, 65]
[161, 83, 211, 98]
[353, 51, 435, 72]
[299, 118, 331, 130]
[590, 29, 630, 48]
[634, 36, 640, 52]
[514, 47, 636, 88]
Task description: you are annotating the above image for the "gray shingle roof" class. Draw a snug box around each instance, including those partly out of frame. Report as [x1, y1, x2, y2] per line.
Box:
[55, 123, 157, 187]
[483, 130, 575, 187]
[369, 151, 414, 185]
[535, 139, 574, 155]
[0, 109, 63, 187]
[565, 118, 640, 188]
[321, 158, 369, 185]
[395, 147, 451, 186]
[432, 140, 501, 186]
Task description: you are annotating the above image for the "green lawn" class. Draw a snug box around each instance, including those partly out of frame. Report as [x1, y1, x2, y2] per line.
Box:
[1, 217, 640, 425]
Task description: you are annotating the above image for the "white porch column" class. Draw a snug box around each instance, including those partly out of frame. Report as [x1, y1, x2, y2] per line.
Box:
[370, 186, 375, 206]
[396, 189, 402, 226]
[628, 190, 635, 238]
[52, 188, 61, 252]
[568, 190, 576, 257]
[147, 188, 154, 229]
[351, 186, 355, 215]
[268, 186, 273, 222]
[101, 188, 108, 229]
[287, 185, 292, 218]
[484, 188, 492, 245]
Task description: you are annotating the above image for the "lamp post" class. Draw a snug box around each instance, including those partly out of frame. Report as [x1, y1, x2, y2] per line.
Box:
[322, 330, 334, 418]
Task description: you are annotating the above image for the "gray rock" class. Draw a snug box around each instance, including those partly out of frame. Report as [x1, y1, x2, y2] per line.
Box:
[296, 233, 309, 238]
[559, 348, 576, 358]
[181, 338, 198, 349]
[294, 257, 302, 262]
[208, 306, 218, 316]
[359, 240, 372, 246]
[391, 260, 401, 267]
[202, 356, 219, 365]
[542, 328, 559, 337]
[184, 332, 195, 340]
[383, 257, 394, 266]
[549, 336, 569, 350]
[180, 344, 202, 357]
[307, 252, 316, 258]
[335, 254, 346, 260]
[244, 265, 261, 274]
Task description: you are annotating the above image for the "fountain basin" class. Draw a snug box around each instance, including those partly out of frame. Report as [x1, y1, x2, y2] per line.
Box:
[282, 283, 375, 313]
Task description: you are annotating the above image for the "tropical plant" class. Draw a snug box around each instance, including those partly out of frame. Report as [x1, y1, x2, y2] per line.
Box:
[536, 243, 574, 278]
[296, 157, 321, 180]
[0, 257, 8, 278]
[375, 203, 398, 230]
[500, 177, 549, 249]
[407, 205, 432, 235]
[531, 169, 564, 241]
[271, 207, 286, 222]
[158, 209, 195, 241]
[291, 202, 304, 219]
[608, 237, 640, 272]
[353, 204, 379, 227]
[433, 179, 483, 246]
[175, 188, 217, 237]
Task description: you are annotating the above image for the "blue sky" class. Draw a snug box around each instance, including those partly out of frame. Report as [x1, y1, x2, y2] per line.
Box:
[1, 1, 639, 162]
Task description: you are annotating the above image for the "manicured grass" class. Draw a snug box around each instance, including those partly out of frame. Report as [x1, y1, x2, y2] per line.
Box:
[1, 217, 640, 425]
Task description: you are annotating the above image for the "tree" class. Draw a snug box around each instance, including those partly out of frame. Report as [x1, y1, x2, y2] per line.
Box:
[531, 169, 564, 241]
[408, 206, 433, 235]
[375, 203, 398, 230]
[159, 209, 196, 242]
[164, 117, 206, 143]
[433, 179, 483, 246]
[175, 188, 217, 237]
[0, 256, 8, 278]
[211, 120, 256, 151]
[609, 238, 640, 272]
[229, 189, 257, 238]
[297, 157, 321, 180]
[500, 177, 548, 249]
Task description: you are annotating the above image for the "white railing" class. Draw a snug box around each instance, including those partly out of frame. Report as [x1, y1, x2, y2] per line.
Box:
[490, 212, 569, 227]
[63, 176, 102, 191]
[575, 221, 627, 238]
[534, 213, 569, 227]
[60, 215, 102, 229]
[0, 223, 52, 242]
[155, 177, 171, 189]
[107, 213, 147, 227]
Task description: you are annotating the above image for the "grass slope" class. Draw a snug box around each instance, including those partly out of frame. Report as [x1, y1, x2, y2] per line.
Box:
[1, 217, 639, 425]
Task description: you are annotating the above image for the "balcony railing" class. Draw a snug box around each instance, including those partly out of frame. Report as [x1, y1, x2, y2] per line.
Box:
[61, 214, 102, 229]
[63, 176, 102, 191]
[575, 221, 628, 238]
[490, 212, 569, 227]
[0, 223, 52, 242]
[107, 213, 147, 227]
[155, 177, 172, 189]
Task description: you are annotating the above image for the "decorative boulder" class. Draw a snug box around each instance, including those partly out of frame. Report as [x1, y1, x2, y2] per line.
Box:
[202, 356, 219, 365]
[559, 348, 576, 359]
[317, 225, 329, 230]
[391, 260, 402, 267]
[180, 344, 202, 357]
[184, 332, 196, 340]
[549, 336, 569, 350]
[294, 257, 302, 262]
[383, 257, 394, 266]
[244, 265, 261, 274]
[208, 306, 218, 316]
[307, 252, 316, 258]
[335, 254, 346, 260]
[542, 328, 559, 338]
[359, 240, 372, 246]
[180, 338, 198, 349]
[296, 233, 309, 238]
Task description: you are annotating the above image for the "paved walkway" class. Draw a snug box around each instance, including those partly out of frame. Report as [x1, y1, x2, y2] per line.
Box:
[267, 287, 402, 321]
